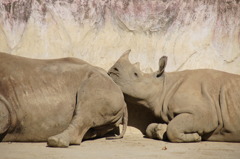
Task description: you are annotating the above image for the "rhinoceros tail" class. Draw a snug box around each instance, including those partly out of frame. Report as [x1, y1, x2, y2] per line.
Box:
[106, 104, 128, 140]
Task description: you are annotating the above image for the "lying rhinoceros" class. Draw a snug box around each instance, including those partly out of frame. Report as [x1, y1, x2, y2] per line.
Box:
[108, 50, 240, 142]
[0, 52, 127, 147]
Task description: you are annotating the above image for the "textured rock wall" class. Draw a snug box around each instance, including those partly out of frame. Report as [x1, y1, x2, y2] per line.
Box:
[1, 0, 240, 72]
[1, 0, 240, 134]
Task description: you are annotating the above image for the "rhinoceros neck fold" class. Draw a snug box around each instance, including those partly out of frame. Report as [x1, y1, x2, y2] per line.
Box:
[148, 73, 184, 123]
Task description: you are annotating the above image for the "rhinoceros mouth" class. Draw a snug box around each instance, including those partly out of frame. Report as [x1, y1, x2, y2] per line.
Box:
[108, 71, 119, 77]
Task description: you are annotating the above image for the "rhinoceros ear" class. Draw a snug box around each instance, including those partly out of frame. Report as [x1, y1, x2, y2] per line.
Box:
[157, 56, 167, 77]
[144, 67, 153, 73]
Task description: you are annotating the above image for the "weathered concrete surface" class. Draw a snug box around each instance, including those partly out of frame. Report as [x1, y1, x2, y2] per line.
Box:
[0, 135, 240, 159]
[0, 0, 240, 135]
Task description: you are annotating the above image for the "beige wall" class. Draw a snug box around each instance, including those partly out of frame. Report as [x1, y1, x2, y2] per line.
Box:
[1, 0, 240, 134]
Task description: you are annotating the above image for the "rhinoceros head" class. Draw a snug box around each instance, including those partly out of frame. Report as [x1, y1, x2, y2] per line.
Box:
[108, 50, 168, 100]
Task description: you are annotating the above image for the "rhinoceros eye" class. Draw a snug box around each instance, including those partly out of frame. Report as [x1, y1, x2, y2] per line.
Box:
[114, 67, 119, 71]
[134, 72, 138, 77]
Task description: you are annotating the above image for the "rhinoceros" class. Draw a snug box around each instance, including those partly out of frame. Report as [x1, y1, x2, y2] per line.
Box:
[108, 50, 240, 142]
[0, 52, 127, 147]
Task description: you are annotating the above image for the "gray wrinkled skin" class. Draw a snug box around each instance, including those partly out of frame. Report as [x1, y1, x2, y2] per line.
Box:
[0, 52, 127, 147]
[108, 50, 240, 142]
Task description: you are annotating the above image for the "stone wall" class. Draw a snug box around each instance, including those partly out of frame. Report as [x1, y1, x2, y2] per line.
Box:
[1, 0, 240, 134]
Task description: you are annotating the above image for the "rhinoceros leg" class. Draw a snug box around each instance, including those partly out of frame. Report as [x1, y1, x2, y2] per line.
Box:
[47, 102, 121, 147]
[166, 114, 202, 142]
[0, 101, 10, 135]
[47, 92, 111, 147]
[47, 121, 91, 147]
[47, 113, 92, 147]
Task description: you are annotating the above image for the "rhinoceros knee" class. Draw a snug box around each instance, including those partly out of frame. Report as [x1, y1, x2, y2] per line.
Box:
[166, 124, 181, 142]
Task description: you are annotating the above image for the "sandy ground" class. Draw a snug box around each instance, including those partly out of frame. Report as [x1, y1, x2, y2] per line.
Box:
[0, 133, 240, 159]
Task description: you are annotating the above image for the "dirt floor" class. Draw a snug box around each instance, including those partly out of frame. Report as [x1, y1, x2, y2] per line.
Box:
[1, 132, 240, 159]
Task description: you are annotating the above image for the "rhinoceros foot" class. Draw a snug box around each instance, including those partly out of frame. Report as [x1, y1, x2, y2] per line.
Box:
[146, 123, 167, 140]
[155, 124, 168, 140]
[47, 133, 70, 148]
[192, 133, 202, 142]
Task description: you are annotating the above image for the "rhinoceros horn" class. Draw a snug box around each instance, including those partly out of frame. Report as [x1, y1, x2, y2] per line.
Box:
[119, 49, 131, 61]
[133, 62, 140, 69]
